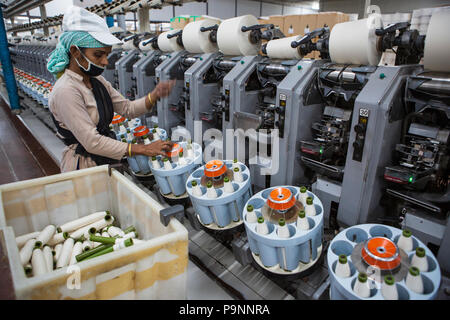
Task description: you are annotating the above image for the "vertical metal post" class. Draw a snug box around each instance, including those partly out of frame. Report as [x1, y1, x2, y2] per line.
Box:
[105, 0, 114, 27]
[363, 0, 371, 18]
[117, 14, 127, 31]
[39, 4, 49, 36]
[26, 10, 34, 35]
[10, 17, 17, 36]
[138, 7, 150, 33]
[0, 4, 20, 111]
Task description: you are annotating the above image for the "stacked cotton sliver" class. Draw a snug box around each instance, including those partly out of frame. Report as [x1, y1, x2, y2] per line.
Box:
[15, 211, 143, 278]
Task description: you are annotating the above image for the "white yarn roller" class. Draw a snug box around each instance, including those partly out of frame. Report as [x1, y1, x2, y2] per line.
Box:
[182, 18, 220, 53]
[138, 39, 154, 52]
[217, 15, 261, 56]
[329, 15, 383, 65]
[122, 39, 136, 51]
[266, 35, 302, 59]
[424, 12, 450, 72]
[158, 29, 184, 52]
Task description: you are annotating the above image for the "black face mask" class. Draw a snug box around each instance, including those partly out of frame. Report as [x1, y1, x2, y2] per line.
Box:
[75, 46, 105, 77]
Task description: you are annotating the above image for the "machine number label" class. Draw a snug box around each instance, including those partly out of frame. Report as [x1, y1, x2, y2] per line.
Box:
[279, 94, 287, 101]
[359, 108, 369, 117]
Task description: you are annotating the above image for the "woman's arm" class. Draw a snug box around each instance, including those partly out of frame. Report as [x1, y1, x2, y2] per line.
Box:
[52, 86, 174, 159]
[99, 76, 175, 119]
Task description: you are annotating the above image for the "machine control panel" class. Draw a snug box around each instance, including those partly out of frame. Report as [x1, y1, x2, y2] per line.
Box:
[184, 81, 190, 110]
[278, 93, 287, 138]
[223, 89, 230, 121]
[352, 108, 369, 162]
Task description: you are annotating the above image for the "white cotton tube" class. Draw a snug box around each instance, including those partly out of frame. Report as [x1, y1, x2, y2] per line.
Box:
[107, 226, 125, 238]
[58, 211, 109, 233]
[31, 249, 48, 276]
[82, 240, 92, 252]
[16, 231, 40, 249]
[69, 215, 114, 240]
[47, 232, 68, 246]
[122, 232, 138, 240]
[69, 242, 83, 266]
[36, 225, 56, 248]
[20, 238, 37, 266]
[43, 246, 54, 272]
[54, 243, 63, 263]
[233, 168, 244, 183]
[56, 238, 75, 268]
[223, 179, 234, 194]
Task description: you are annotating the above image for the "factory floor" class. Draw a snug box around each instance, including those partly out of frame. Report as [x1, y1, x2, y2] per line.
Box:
[0, 86, 234, 300]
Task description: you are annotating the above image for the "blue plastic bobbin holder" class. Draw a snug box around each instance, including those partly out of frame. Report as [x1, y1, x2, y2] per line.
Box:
[150, 142, 202, 197]
[243, 186, 324, 275]
[114, 118, 143, 141]
[125, 127, 168, 175]
[327, 224, 441, 300]
[186, 160, 252, 230]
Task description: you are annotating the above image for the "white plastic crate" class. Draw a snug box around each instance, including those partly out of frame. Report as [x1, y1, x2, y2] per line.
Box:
[0, 165, 188, 300]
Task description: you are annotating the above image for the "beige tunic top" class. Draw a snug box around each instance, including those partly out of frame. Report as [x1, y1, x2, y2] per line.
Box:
[49, 69, 148, 172]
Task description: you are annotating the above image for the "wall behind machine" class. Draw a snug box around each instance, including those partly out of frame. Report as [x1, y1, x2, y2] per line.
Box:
[174, 1, 207, 17]
[320, 0, 450, 17]
[261, 2, 283, 16]
[237, 0, 261, 17]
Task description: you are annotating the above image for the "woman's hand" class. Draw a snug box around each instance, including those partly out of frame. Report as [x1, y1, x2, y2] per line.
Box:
[131, 140, 174, 157]
[150, 80, 176, 101]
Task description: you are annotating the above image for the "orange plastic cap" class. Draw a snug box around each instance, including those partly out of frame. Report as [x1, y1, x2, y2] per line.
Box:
[111, 114, 125, 124]
[361, 237, 401, 270]
[133, 125, 150, 137]
[204, 160, 227, 178]
[267, 187, 296, 211]
[168, 143, 183, 158]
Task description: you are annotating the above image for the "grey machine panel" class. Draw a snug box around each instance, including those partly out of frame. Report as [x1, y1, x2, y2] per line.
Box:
[271, 59, 326, 188]
[338, 65, 424, 227]
[116, 49, 141, 100]
[155, 50, 188, 134]
[132, 50, 159, 99]
[222, 55, 262, 160]
[184, 52, 221, 138]
[104, 49, 122, 87]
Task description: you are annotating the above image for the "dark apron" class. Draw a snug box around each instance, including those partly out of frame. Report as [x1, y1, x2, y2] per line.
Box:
[52, 77, 120, 168]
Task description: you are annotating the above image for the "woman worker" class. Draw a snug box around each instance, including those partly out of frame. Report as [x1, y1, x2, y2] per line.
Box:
[47, 6, 174, 172]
